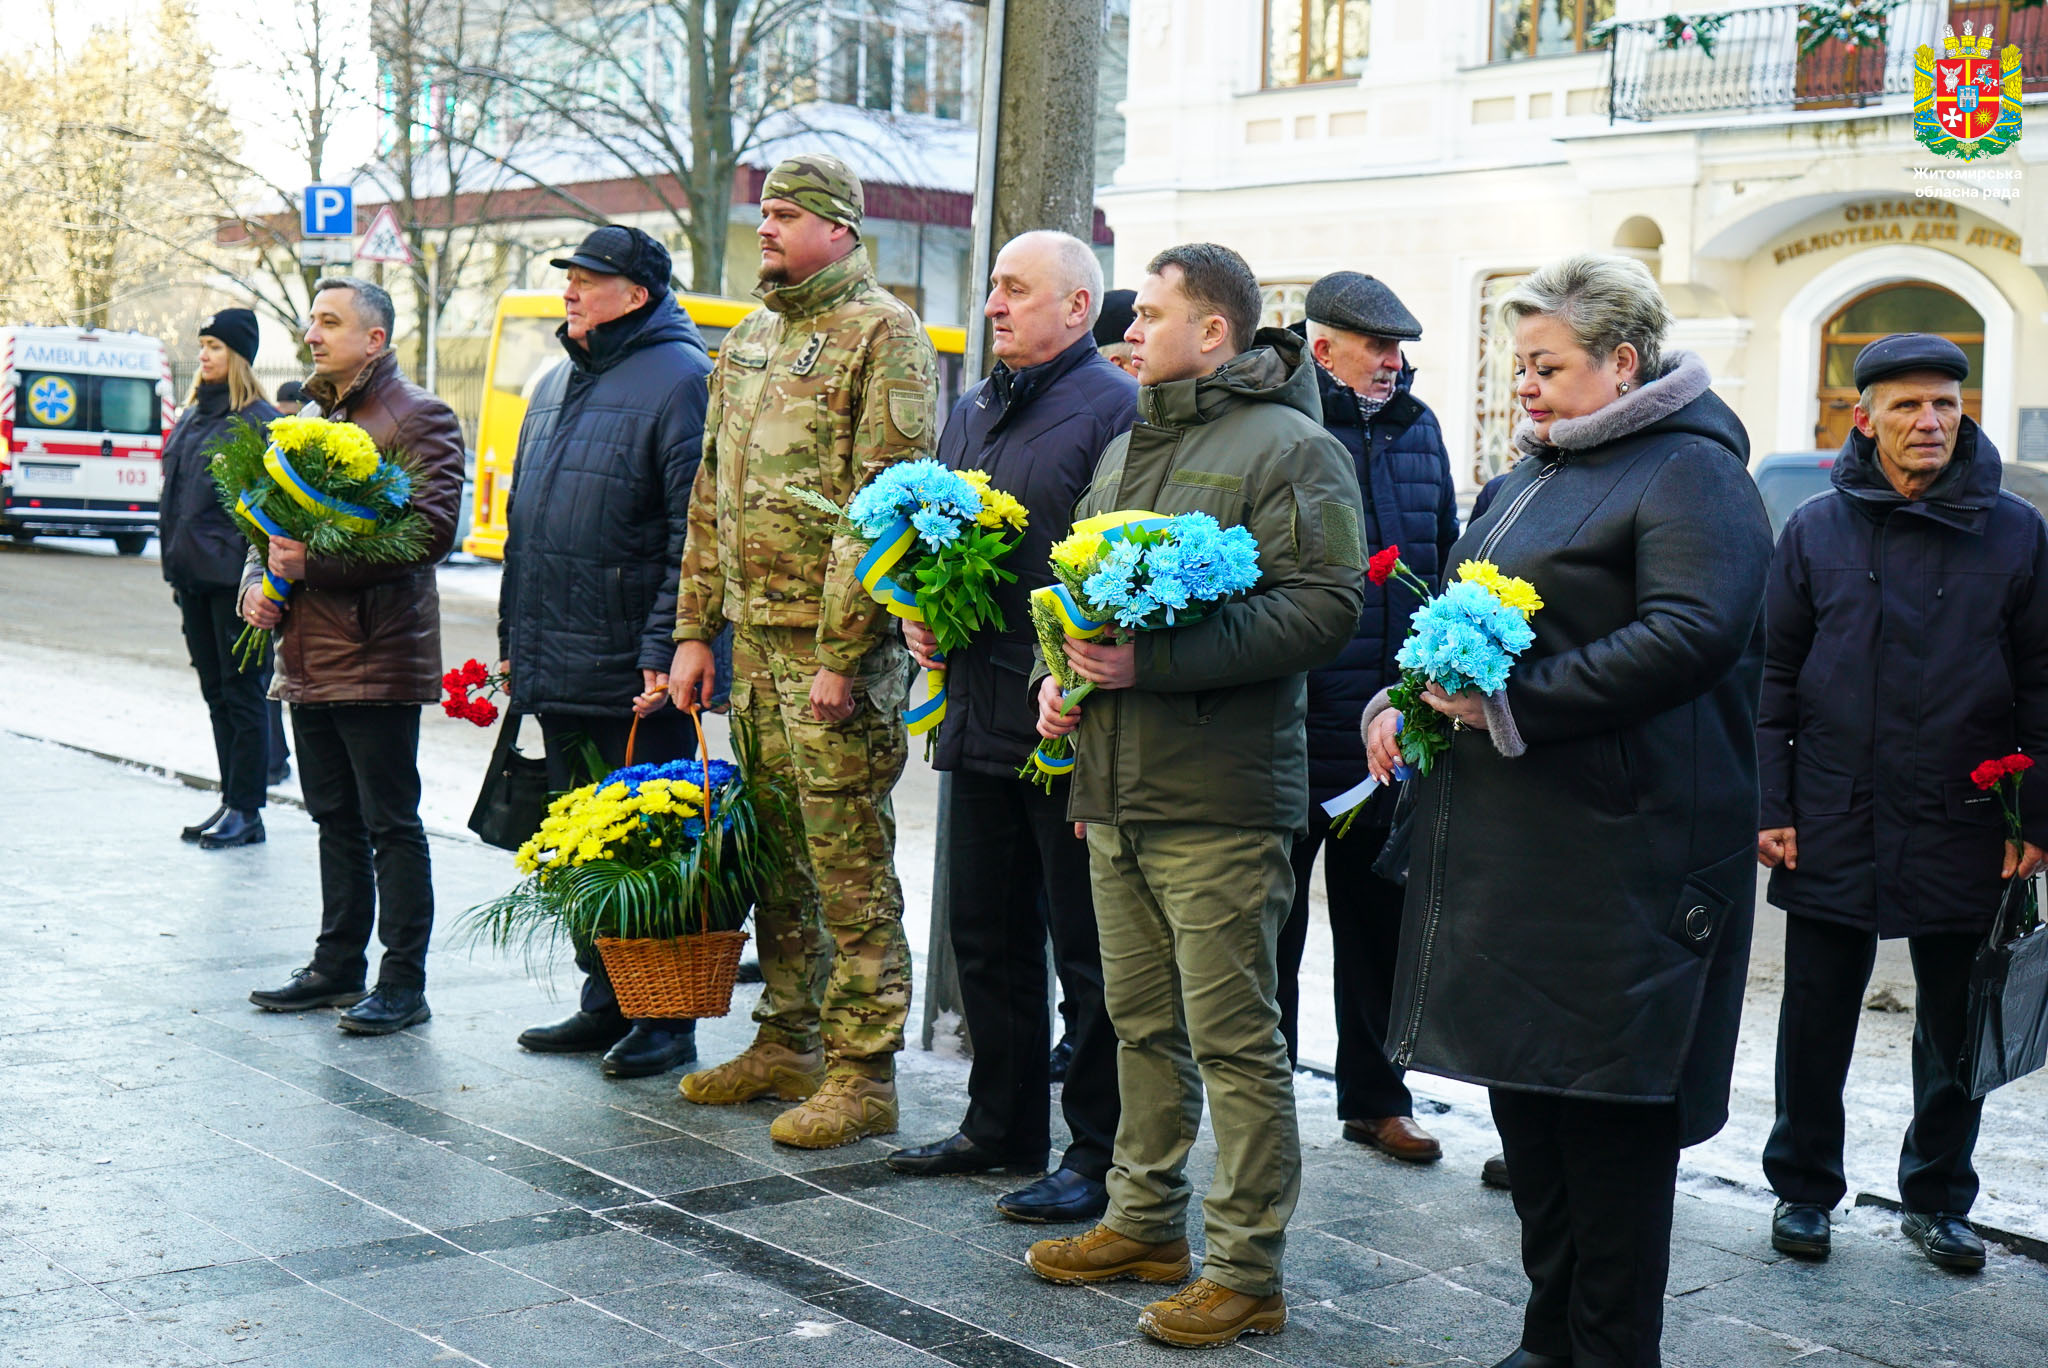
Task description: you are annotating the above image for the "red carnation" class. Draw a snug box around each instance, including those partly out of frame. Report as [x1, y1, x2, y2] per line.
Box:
[442, 698, 467, 719]
[442, 667, 465, 692]
[1368, 545, 1402, 588]
[2004, 754, 2034, 776]
[460, 658, 489, 688]
[1972, 759, 2008, 791]
[465, 698, 500, 727]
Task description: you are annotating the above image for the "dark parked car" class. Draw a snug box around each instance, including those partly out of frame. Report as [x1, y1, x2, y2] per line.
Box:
[1753, 450, 2048, 540]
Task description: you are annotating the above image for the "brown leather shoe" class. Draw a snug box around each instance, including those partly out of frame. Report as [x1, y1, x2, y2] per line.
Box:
[1139, 1277, 1286, 1346]
[1026, 1224, 1191, 1285]
[1343, 1116, 1443, 1163]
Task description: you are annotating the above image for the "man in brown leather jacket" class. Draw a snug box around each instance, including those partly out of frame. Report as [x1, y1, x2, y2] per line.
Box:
[240, 276, 465, 1034]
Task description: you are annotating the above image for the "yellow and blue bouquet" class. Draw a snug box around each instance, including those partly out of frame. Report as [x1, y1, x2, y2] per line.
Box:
[207, 413, 428, 668]
[1024, 509, 1262, 790]
[1376, 547, 1542, 776]
[793, 459, 1028, 742]
[464, 748, 789, 956]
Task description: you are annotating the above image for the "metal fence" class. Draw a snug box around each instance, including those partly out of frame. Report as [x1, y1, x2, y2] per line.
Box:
[168, 359, 487, 451]
[1604, 2, 2043, 122]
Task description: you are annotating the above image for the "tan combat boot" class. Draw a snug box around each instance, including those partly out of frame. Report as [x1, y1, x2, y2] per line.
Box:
[767, 1070, 898, 1148]
[1026, 1224, 1192, 1285]
[677, 1041, 824, 1105]
[1138, 1277, 1286, 1347]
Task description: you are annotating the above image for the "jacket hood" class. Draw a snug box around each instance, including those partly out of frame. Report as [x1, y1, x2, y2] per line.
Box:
[1513, 351, 1741, 462]
[304, 349, 399, 415]
[1832, 414, 1999, 534]
[560, 290, 706, 374]
[1138, 326, 1321, 428]
[758, 243, 874, 320]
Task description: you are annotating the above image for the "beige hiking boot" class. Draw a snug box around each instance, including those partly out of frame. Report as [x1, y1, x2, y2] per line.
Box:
[1025, 1224, 1192, 1285]
[677, 1041, 824, 1105]
[767, 1071, 898, 1149]
[1138, 1277, 1286, 1347]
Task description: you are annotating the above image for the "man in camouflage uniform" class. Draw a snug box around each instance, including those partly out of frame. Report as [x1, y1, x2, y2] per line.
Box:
[668, 154, 938, 1148]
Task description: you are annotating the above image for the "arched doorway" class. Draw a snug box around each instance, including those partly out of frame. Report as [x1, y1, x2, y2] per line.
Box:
[1815, 283, 1984, 450]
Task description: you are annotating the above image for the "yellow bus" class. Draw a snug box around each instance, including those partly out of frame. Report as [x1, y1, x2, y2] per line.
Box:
[463, 290, 968, 559]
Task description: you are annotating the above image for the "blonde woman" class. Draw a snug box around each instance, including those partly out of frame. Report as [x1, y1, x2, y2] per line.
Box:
[159, 308, 279, 848]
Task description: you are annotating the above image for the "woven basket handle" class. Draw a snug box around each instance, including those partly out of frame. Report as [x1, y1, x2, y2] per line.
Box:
[684, 704, 714, 937]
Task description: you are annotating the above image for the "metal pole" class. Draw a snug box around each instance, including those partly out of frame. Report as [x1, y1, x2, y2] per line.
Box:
[425, 248, 440, 390]
[962, 0, 1005, 379]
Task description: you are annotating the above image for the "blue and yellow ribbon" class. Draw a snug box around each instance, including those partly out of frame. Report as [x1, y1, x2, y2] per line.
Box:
[854, 514, 946, 735]
[264, 442, 379, 534]
[235, 491, 295, 603]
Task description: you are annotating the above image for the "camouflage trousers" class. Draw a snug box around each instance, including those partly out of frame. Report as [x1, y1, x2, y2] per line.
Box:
[730, 624, 911, 1073]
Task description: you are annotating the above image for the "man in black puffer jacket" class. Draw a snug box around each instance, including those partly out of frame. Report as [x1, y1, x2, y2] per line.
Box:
[499, 226, 717, 1079]
[888, 231, 1135, 1224]
[1276, 273, 1459, 1165]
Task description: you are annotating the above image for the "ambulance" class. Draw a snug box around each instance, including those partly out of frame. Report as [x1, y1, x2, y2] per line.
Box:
[0, 326, 174, 554]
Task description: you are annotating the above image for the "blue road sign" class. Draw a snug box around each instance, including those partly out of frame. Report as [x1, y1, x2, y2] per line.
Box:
[302, 184, 354, 238]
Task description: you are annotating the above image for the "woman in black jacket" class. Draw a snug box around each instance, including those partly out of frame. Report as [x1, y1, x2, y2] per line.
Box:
[159, 308, 279, 848]
[1363, 255, 1772, 1368]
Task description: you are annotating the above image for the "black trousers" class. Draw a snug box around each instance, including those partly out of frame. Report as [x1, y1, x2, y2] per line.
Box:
[946, 769, 1118, 1179]
[538, 710, 698, 1030]
[297, 705, 434, 991]
[176, 587, 273, 812]
[1491, 1090, 1681, 1368]
[1277, 808, 1414, 1119]
[1763, 912, 1984, 1214]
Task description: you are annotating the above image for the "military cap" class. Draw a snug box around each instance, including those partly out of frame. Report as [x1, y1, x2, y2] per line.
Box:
[551, 225, 672, 293]
[761, 154, 864, 232]
[1853, 332, 1971, 389]
[1093, 288, 1136, 347]
[1305, 271, 1423, 341]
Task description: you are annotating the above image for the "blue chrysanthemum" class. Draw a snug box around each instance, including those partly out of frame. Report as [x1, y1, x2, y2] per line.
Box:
[375, 461, 412, 508]
[1396, 581, 1534, 695]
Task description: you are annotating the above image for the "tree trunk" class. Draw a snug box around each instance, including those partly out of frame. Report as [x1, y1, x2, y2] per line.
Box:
[990, 0, 1101, 247]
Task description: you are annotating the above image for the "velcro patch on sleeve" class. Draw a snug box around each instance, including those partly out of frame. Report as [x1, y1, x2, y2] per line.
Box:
[1321, 501, 1364, 569]
[885, 382, 932, 443]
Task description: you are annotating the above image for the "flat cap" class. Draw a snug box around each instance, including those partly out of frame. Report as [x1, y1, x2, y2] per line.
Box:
[1853, 332, 1970, 389]
[762, 154, 864, 232]
[551, 225, 672, 293]
[1305, 271, 1422, 341]
[1093, 289, 1136, 347]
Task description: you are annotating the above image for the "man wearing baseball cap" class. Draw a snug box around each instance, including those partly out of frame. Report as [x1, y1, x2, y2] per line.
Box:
[670, 155, 939, 1149]
[1759, 332, 2048, 1273]
[502, 223, 721, 1080]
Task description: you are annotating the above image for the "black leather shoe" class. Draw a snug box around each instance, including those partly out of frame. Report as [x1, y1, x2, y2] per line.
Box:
[337, 986, 431, 1035]
[1048, 1034, 1074, 1083]
[1902, 1211, 1986, 1271]
[1490, 1351, 1572, 1368]
[887, 1131, 1041, 1177]
[182, 804, 228, 842]
[198, 809, 265, 849]
[1481, 1153, 1511, 1191]
[1771, 1201, 1831, 1260]
[518, 1010, 630, 1054]
[249, 966, 365, 1012]
[996, 1167, 1107, 1224]
[599, 1022, 698, 1078]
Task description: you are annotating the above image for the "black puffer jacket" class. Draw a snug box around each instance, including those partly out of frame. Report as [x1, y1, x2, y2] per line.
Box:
[932, 336, 1137, 775]
[498, 293, 711, 716]
[1760, 418, 2048, 937]
[1305, 363, 1459, 806]
[160, 384, 278, 592]
[1386, 353, 1772, 1146]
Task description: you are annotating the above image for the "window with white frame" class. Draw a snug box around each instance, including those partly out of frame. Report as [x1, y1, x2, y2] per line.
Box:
[1473, 271, 1531, 484]
[819, 3, 970, 119]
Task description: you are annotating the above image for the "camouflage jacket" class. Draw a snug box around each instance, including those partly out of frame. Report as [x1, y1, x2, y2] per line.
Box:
[674, 245, 939, 674]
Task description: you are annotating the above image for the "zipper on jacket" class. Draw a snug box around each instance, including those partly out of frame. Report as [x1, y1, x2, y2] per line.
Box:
[1476, 459, 1561, 562]
[1394, 747, 1455, 1067]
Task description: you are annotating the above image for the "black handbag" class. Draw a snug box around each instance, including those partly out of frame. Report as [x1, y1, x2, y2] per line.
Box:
[1961, 871, 2048, 1100]
[468, 711, 551, 851]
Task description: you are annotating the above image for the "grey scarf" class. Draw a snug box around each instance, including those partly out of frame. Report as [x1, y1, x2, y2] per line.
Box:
[1512, 350, 1711, 459]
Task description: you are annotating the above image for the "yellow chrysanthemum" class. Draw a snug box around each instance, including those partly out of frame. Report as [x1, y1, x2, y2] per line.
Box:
[1050, 530, 1104, 577]
[976, 488, 1030, 533]
[266, 414, 323, 456]
[1458, 560, 1544, 617]
[321, 421, 382, 481]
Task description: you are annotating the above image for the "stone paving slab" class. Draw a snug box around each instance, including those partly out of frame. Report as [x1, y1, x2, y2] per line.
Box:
[4, 730, 2047, 1367]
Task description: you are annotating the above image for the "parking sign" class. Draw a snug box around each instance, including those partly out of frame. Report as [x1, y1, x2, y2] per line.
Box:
[302, 184, 354, 238]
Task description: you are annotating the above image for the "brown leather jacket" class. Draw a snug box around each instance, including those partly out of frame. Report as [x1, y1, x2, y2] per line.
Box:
[243, 351, 465, 704]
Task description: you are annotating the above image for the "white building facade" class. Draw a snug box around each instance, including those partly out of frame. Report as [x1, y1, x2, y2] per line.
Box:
[1103, 0, 2048, 489]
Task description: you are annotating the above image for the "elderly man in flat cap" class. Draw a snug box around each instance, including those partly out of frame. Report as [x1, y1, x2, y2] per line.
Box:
[1759, 332, 2048, 1273]
[1278, 271, 1459, 1165]
[670, 154, 939, 1150]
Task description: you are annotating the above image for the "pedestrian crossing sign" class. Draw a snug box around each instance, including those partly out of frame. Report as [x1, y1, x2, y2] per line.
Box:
[355, 205, 414, 265]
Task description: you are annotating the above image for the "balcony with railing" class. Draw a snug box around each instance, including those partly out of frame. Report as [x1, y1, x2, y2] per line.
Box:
[1604, 2, 2048, 123]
